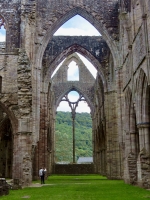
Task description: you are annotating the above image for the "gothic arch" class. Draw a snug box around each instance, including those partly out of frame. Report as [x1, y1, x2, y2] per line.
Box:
[55, 86, 94, 114]
[125, 86, 137, 136]
[0, 14, 10, 48]
[0, 101, 18, 134]
[36, 6, 120, 78]
[0, 14, 6, 40]
[61, 54, 85, 69]
[136, 69, 149, 123]
[33, 3, 119, 148]
[44, 44, 107, 91]
[124, 86, 138, 184]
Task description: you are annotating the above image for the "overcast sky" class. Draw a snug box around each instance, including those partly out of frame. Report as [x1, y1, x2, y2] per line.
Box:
[54, 15, 100, 36]
[0, 15, 100, 113]
[0, 26, 6, 42]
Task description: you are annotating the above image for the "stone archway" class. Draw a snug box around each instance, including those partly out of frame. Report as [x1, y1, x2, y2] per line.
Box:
[32, 2, 120, 144]
[44, 41, 109, 92]
[0, 101, 18, 180]
[0, 110, 13, 178]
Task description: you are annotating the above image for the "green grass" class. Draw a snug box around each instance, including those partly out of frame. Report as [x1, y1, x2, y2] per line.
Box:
[1, 175, 150, 200]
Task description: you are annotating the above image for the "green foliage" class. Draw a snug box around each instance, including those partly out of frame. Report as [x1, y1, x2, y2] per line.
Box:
[2, 175, 150, 200]
[55, 111, 92, 163]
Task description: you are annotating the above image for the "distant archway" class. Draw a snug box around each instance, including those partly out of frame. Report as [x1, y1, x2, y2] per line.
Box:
[44, 44, 107, 92]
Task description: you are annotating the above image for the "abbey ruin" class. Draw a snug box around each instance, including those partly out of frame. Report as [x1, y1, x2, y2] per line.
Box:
[0, 0, 150, 189]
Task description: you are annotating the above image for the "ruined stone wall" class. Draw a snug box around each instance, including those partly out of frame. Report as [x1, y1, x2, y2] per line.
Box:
[0, 48, 33, 186]
[52, 53, 95, 110]
[0, 0, 21, 52]
[93, 70, 120, 178]
[43, 36, 110, 77]
[119, 0, 150, 188]
[36, 0, 119, 42]
[3, 0, 150, 189]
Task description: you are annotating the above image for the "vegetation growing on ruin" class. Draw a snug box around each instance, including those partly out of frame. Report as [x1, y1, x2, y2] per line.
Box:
[55, 111, 92, 163]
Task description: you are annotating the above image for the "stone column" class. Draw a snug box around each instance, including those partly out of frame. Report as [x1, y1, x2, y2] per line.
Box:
[105, 90, 121, 179]
[38, 91, 48, 173]
[137, 123, 150, 188]
[16, 49, 33, 186]
[13, 131, 32, 187]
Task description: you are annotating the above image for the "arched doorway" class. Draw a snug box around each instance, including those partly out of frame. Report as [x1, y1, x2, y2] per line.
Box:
[0, 106, 13, 178]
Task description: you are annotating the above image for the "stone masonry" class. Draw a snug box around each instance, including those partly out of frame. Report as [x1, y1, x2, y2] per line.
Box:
[0, 0, 150, 190]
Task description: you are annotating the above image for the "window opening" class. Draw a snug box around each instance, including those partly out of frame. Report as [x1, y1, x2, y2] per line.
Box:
[0, 16, 6, 42]
[52, 53, 97, 79]
[67, 61, 79, 81]
[54, 15, 100, 36]
[55, 90, 92, 164]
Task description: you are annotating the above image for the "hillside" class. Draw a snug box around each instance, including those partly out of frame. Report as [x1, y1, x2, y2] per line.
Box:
[55, 111, 93, 163]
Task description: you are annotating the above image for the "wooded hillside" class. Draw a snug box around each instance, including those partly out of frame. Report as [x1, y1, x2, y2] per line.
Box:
[55, 111, 92, 163]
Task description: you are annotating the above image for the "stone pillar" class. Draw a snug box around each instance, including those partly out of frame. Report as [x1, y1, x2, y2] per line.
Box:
[49, 112, 55, 174]
[105, 91, 120, 179]
[137, 123, 150, 188]
[13, 132, 32, 187]
[38, 91, 48, 173]
[16, 49, 33, 186]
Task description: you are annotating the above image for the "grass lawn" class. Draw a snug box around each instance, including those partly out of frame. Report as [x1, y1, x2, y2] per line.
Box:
[1, 175, 150, 200]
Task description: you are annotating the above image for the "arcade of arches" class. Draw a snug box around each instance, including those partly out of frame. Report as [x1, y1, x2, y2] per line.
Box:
[0, 0, 150, 189]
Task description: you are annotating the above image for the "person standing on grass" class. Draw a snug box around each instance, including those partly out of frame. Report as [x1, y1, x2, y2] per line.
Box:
[39, 167, 45, 184]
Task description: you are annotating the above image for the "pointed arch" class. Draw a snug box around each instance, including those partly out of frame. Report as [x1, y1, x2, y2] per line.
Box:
[44, 44, 107, 91]
[136, 69, 149, 123]
[60, 53, 86, 71]
[37, 7, 119, 73]
[0, 101, 18, 134]
[55, 86, 94, 114]
[33, 6, 119, 141]
[0, 14, 6, 43]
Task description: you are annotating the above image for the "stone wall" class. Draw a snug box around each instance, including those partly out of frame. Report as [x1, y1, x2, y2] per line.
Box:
[54, 164, 94, 175]
[0, 0, 150, 190]
[119, 0, 150, 188]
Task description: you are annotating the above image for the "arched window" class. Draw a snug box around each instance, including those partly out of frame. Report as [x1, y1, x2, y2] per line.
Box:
[55, 90, 92, 163]
[67, 61, 79, 81]
[0, 15, 6, 42]
[54, 14, 100, 36]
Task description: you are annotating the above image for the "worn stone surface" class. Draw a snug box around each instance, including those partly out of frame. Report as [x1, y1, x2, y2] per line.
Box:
[0, 0, 150, 190]
[43, 36, 110, 76]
